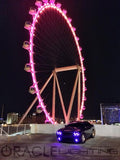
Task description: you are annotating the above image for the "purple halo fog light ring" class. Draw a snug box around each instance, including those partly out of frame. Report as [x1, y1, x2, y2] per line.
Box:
[56, 131, 62, 135]
[58, 137, 62, 141]
[74, 138, 79, 143]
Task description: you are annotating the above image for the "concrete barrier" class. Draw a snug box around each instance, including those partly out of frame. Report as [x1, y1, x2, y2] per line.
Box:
[94, 124, 120, 137]
[30, 124, 120, 137]
[30, 124, 65, 134]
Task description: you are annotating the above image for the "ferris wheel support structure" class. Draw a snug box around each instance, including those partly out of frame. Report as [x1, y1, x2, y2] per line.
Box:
[19, 65, 82, 125]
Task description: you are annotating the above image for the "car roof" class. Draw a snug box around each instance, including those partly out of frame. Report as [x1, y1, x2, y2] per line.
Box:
[69, 121, 89, 124]
[67, 121, 90, 125]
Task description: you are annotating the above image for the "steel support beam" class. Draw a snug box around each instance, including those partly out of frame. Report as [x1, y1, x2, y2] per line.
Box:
[52, 71, 56, 122]
[77, 70, 81, 121]
[55, 65, 81, 73]
[18, 73, 53, 125]
[54, 72, 67, 123]
[66, 70, 79, 124]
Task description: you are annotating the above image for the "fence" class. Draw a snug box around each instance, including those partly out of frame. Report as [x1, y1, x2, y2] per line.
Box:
[0, 124, 30, 136]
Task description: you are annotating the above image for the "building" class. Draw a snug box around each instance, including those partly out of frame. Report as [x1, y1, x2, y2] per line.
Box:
[7, 113, 18, 124]
[100, 103, 120, 124]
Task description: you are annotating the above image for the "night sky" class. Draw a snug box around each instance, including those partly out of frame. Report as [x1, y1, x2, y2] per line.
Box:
[0, 0, 120, 120]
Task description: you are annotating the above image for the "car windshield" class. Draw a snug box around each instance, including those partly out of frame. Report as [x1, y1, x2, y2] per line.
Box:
[66, 122, 85, 128]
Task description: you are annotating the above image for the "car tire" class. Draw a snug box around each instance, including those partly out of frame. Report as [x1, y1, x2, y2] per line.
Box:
[91, 129, 95, 138]
[81, 134, 86, 143]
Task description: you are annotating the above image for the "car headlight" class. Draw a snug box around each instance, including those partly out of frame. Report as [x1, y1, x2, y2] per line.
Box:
[56, 131, 62, 136]
[73, 132, 80, 137]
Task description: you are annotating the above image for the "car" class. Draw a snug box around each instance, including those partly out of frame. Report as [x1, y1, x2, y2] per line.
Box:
[56, 121, 95, 143]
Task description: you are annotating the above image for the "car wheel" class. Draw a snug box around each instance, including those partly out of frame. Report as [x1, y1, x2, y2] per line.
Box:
[81, 134, 86, 143]
[91, 129, 95, 138]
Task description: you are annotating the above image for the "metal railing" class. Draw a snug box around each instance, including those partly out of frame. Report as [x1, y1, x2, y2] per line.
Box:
[0, 124, 30, 136]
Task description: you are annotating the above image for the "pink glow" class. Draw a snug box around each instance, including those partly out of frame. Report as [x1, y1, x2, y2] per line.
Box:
[50, 0, 55, 4]
[56, 3, 61, 8]
[35, 1, 42, 7]
[68, 18, 72, 23]
[27, 1, 86, 123]
[80, 115, 84, 119]
[76, 37, 79, 41]
[24, 21, 31, 31]
[73, 27, 76, 31]
[43, 0, 48, 3]
[84, 77, 87, 81]
[63, 9, 67, 15]
[37, 105, 42, 109]
[29, 8, 36, 16]
[82, 57, 84, 61]
[82, 106, 86, 110]
[83, 67, 86, 71]
[80, 47, 82, 51]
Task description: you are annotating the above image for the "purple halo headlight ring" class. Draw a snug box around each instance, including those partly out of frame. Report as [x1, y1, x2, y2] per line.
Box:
[73, 132, 80, 137]
[56, 131, 62, 136]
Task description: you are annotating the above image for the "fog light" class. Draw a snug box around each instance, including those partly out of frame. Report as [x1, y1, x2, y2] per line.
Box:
[74, 138, 79, 143]
[58, 137, 62, 141]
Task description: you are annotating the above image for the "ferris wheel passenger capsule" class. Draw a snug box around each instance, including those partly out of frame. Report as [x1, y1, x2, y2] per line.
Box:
[24, 21, 32, 31]
[80, 114, 84, 119]
[73, 27, 76, 31]
[80, 47, 82, 51]
[63, 9, 67, 15]
[45, 119, 51, 124]
[84, 96, 87, 101]
[82, 106, 86, 111]
[56, 3, 61, 8]
[22, 41, 30, 50]
[29, 7, 37, 16]
[29, 86, 36, 94]
[82, 57, 84, 61]
[68, 18, 72, 23]
[35, 0, 42, 7]
[50, 0, 55, 4]
[83, 67, 86, 71]
[84, 77, 87, 82]
[76, 37, 79, 41]
[36, 105, 43, 114]
[24, 63, 31, 72]
[42, 0, 48, 3]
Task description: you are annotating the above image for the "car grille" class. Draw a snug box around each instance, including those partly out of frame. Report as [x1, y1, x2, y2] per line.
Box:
[62, 131, 73, 136]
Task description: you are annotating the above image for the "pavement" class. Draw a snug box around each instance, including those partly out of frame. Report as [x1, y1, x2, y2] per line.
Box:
[0, 134, 120, 160]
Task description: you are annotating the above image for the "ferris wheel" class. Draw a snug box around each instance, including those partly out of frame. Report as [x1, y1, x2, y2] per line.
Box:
[20, 0, 86, 124]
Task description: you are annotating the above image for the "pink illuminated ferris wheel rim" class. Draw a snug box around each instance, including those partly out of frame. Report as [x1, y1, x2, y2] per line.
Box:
[25, 0, 86, 124]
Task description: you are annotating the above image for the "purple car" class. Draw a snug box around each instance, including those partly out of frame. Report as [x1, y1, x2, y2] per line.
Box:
[56, 121, 95, 143]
